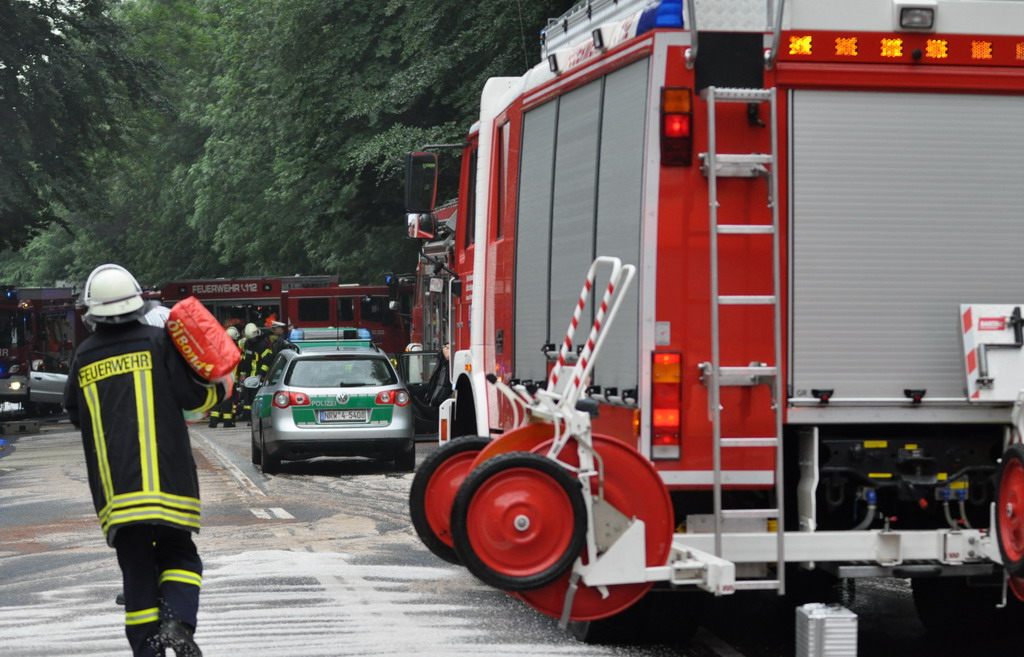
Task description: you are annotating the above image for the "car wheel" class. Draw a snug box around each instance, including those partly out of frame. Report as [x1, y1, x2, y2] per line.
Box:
[259, 423, 281, 474]
[250, 428, 261, 465]
[395, 440, 416, 471]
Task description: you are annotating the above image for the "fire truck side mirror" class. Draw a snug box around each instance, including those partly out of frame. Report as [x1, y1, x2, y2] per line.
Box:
[404, 151, 439, 214]
[407, 213, 437, 240]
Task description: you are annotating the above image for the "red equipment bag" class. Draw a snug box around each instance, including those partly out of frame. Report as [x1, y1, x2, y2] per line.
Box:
[166, 296, 240, 381]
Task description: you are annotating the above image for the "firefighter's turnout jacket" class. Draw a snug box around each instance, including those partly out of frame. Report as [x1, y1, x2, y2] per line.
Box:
[238, 334, 273, 380]
[64, 321, 225, 547]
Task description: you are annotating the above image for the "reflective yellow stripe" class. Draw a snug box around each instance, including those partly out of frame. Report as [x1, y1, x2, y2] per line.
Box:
[83, 383, 114, 504]
[134, 370, 159, 492]
[125, 607, 160, 626]
[98, 492, 201, 526]
[160, 569, 202, 588]
[101, 505, 201, 532]
[188, 384, 218, 414]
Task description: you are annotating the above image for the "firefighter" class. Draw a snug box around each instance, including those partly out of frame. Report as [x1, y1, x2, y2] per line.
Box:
[208, 326, 242, 428]
[237, 322, 272, 422]
[64, 264, 230, 657]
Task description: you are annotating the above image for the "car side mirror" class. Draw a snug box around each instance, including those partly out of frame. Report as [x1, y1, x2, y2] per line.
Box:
[242, 375, 263, 389]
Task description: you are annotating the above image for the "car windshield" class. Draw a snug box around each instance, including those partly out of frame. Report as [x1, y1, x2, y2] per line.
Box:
[286, 356, 397, 388]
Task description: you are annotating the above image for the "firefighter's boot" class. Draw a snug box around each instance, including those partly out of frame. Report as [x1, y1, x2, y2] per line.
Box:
[156, 620, 202, 657]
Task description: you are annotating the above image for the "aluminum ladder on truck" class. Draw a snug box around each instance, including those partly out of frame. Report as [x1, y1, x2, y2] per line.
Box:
[698, 86, 785, 593]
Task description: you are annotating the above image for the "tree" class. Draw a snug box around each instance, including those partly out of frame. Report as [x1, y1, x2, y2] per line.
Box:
[0, 0, 159, 254]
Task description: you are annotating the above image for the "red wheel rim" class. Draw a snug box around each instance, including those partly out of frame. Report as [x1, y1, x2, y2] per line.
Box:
[999, 457, 1024, 564]
[471, 423, 554, 470]
[465, 465, 580, 577]
[518, 434, 673, 621]
[1010, 576, 1024, 603]
[424, 450, 481, 549]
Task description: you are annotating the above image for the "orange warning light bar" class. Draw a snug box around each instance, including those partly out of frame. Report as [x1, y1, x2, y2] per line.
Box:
[880, 38, 903, 57]
[925, 39, 948, 59]
[779, 31, 1024, 66]
[835, 37, 858, 56]
[789, 35, 813, 56]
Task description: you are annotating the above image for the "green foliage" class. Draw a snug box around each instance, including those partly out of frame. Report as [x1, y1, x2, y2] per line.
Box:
[3, 0, 580, 287]
[0, 0, 159, 255]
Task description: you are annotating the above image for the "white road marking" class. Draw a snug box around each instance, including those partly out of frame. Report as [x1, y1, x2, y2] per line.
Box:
[190, 429, 266, 498]
[269, 507, 294, 519]
[250, 508, 271, 519]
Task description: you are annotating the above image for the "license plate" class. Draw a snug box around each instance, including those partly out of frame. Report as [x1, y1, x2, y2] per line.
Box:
[319, 409, 368, 422]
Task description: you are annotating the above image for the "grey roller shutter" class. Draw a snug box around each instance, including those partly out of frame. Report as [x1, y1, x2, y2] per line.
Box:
[548, 82, 603, 352]
[791, 90, 1024, 401]
[514, 102, 558, 381]
[593, 59, 648, 392]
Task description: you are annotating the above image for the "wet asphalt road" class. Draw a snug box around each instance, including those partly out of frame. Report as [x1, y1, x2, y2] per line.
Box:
[1, 416, 1021, 656]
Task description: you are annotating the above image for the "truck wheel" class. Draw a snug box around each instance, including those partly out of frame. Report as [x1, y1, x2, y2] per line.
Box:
[912, 576, 1003, 634]
[997, 444, 1024, 576]
[451, 451, 586, 592]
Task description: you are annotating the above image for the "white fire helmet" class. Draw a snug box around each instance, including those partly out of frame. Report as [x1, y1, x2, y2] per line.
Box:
[82, 264, 145, 324]
[227, 326, 240, 340]
[244, 322, 260, 339]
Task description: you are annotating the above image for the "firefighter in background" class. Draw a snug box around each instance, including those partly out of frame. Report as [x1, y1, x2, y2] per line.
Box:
[64, 264, 230, 657]
[237, 322, 272, 422]
[208, 326, 242, 428]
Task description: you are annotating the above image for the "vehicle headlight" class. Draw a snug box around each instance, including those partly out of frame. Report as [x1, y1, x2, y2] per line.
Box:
[9, 381, 22, 391]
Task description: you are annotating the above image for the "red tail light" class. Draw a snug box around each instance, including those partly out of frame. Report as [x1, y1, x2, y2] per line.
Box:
[651, 350, 683, 460]
[376, 389, 411, 406]
[273, 391, 310, 408]
[661, 87, 693, 167]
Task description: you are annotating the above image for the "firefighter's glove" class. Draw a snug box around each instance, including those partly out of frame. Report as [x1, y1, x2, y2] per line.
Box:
[216, 374, 235, 399]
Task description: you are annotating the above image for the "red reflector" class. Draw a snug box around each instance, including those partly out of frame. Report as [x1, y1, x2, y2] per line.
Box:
[653, 408, 680, 428]
[663, 114, 690, 138]
[653, 432, 680, 446]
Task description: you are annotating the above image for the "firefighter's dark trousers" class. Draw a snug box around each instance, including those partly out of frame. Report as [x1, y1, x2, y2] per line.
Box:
[209, 385, 238, 426]
[114, 524, 203, 657]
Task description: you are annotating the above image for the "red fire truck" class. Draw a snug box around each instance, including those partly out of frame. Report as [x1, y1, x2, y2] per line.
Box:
[406, 0, 1024, 641]
[0, 287, 82, 414]
[408, 198, 459, 351]
[281, 284, 411, 354]
[161, 275, 338, 327]
[161, 275, 413, 354]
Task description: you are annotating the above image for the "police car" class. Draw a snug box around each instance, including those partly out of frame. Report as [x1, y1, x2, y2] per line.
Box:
[249, 328, 415, 473]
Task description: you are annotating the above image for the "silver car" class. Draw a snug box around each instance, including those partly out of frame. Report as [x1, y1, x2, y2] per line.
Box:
[250, 344, 415, 473]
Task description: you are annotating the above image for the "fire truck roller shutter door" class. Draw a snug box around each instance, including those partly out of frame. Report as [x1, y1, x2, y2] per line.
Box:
[790, 90, 1024, 404]
[547, 79, 602, 394]
[591, 58, 648, 393]
[514, 102, 558, 383]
